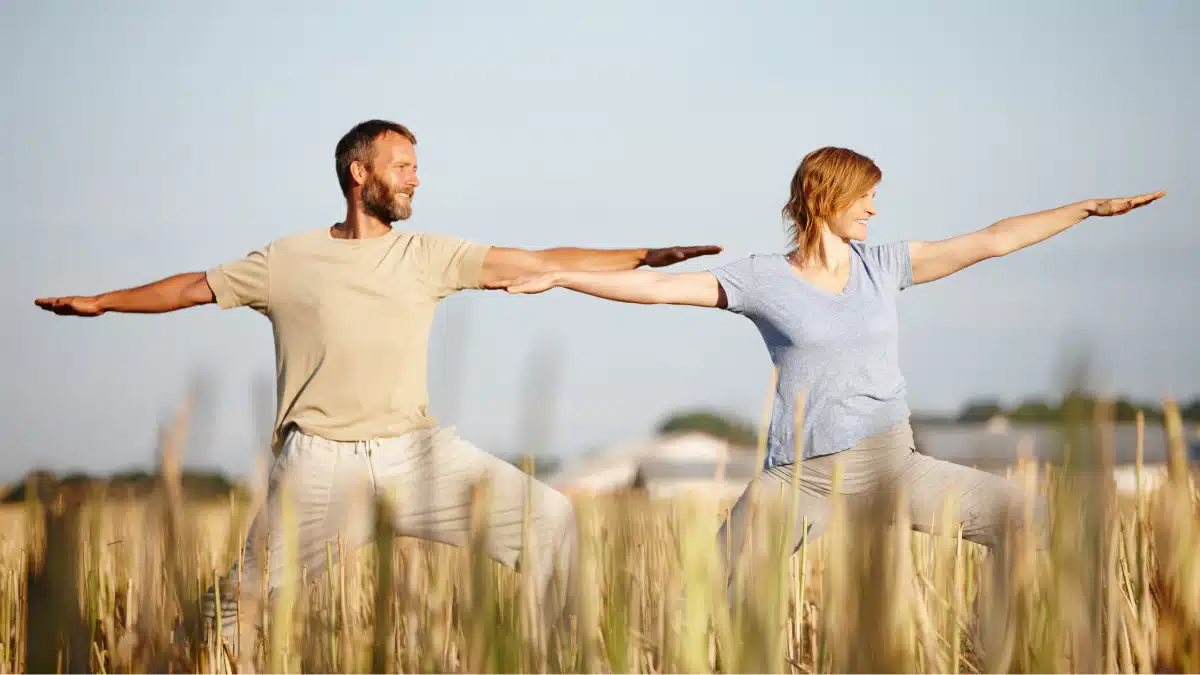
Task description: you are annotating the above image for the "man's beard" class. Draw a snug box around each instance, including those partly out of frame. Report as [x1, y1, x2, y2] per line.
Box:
[361, 174, 412, 223]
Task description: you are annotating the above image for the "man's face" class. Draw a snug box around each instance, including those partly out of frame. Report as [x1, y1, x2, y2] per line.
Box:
[359, 132, 420, 223]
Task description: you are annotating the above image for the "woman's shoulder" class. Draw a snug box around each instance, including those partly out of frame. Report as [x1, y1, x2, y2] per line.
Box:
[852, 239, 911, 263]
[852, 240, 913, 290]
[710, 251, 787, 280]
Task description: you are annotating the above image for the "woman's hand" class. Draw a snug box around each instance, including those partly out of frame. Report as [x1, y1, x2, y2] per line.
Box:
[1085, 191, 1166, 217]
[484, 271, 560, 295]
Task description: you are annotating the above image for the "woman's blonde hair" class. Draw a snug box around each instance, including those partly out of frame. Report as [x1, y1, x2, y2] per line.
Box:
[782, 147, 882, 266]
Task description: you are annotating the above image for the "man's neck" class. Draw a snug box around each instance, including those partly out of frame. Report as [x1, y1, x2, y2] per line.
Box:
[332, 206, 394, 240]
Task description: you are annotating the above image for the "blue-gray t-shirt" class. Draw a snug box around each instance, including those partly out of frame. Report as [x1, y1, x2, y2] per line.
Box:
[709, 240, 913, 468]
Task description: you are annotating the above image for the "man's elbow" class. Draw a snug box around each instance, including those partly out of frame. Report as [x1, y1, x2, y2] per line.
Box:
[183, 274, 216, 306]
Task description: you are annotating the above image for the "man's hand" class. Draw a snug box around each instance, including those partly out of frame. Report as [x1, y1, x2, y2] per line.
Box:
[35, 296, 105, 317]
[642, 245, 723, 267]
[1085, 191, 1166, 217]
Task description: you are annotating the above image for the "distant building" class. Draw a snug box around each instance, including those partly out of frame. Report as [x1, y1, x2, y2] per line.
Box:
[550, 421, 1198, 500]
[548, 431, 759, 500]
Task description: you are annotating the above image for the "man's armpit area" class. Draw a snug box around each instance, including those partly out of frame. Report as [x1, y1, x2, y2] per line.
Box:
[458, 243, 493, 289]
[205, 268, 238, 308]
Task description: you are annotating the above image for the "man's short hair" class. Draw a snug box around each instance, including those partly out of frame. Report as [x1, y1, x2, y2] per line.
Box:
[334, 120, 417, 195]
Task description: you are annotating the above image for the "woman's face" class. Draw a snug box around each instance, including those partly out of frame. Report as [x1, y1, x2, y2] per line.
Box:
[827, 186, 878, 241]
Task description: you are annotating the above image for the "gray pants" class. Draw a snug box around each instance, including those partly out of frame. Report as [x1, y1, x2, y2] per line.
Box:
[200, 426, 578, 652]
[716, 423, 1047, 592]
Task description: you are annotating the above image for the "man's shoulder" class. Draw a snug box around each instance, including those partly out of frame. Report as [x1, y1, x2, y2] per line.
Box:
[226, 228, 328, 260]
[403, 230, 485, 248]
[401, 231, 492, 266]
[256, 227, 488, 266]
[269, 227, 334, 250]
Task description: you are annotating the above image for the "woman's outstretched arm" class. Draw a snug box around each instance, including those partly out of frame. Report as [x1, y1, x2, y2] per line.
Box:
[908, 191, 1165, 285]
[484, 269, 728, 308]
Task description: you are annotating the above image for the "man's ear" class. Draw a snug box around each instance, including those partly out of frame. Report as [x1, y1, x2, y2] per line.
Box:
[349, 160, 369, 190]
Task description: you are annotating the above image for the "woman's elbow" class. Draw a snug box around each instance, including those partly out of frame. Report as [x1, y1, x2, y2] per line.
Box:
[982, 231, 1012, 259]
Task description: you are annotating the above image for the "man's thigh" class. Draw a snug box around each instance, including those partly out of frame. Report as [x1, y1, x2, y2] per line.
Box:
[371, 427, 573, 567]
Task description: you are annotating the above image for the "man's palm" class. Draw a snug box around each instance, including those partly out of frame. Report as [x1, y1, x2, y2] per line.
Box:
[35, 296, 104, 316]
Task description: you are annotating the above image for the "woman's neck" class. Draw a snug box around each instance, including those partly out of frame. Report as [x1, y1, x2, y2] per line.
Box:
[793, 230, 852, 272]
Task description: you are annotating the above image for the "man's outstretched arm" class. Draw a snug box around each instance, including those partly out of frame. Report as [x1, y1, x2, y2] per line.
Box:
[478, 244, 722, 287]
[35, 272, 216, 317]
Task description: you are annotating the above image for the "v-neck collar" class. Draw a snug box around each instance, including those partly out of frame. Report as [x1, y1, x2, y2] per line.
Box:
[779, 250, 857, 300]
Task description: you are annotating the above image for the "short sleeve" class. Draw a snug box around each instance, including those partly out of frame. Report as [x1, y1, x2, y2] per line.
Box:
[708, 255, 760, 314]
[414, 234, 492, 298]
[863, 241, 913, 292]
[206, 246, 271, 314]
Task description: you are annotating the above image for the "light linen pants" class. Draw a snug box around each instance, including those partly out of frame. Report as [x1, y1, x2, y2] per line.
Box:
[201, 425, 579, 649]
[716, 423, 1048, 594]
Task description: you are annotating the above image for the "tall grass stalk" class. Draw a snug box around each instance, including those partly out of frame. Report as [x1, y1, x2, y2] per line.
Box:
[4, 390, 1198, 672]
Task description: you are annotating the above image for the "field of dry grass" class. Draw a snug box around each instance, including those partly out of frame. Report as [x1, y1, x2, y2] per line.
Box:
[1, 401, 1197, 674]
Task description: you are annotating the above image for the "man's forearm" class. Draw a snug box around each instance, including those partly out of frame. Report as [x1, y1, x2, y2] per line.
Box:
[480, 243, 721, 288]
[986, 200, 1094, 257]
[96, 272, 215, 313]
[538, 247, 650, 272]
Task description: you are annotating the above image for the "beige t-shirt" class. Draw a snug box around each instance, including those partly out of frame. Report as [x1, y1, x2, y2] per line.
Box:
[206, 227, 491, 455]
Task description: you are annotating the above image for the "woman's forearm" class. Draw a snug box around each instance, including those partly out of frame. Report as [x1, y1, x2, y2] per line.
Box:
[986, 199, 1095, 256]
[552, 269, 672, 304]
[551, 269, 720, 307]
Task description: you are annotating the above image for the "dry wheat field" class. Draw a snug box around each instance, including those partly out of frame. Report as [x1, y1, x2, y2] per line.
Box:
[1, 400, 1198, 674]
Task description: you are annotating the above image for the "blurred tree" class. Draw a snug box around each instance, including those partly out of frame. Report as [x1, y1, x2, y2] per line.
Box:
[657, 409, 757, 447]
[1181, 397, 1200, 422]
[956, 400, 1004, 423]
[1009, 399, 1058, 423]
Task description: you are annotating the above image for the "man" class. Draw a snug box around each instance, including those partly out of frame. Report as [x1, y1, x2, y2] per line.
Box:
[35, 119, 721, 662]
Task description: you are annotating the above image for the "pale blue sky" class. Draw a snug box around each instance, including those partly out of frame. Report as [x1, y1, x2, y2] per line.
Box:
[3, 1, 1197, 481]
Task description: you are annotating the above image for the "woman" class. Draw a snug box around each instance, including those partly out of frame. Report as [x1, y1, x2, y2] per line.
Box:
[486, 146, 1164, 590]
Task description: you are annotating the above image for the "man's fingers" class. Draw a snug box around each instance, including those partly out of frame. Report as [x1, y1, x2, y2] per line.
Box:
[35, 297, 67, 312]
[663, 245, 724, 262]
[35, 296, 99, 316]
